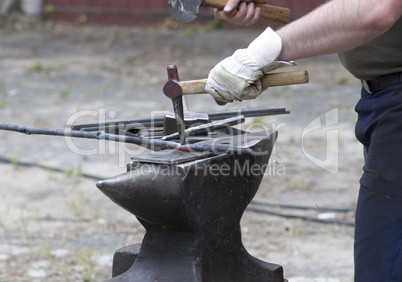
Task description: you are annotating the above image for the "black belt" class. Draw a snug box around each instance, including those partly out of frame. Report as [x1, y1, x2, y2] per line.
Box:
[362, 72, 402, 94]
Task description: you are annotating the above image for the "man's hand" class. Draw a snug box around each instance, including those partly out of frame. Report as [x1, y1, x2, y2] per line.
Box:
[214, 0, 269, 26]
[205, 27, 282, 105]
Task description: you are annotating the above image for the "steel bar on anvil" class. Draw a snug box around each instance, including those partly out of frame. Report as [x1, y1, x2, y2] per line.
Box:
[208, 107, 289, 120]
[69, 107, 289, 132]
[0, 124, 251, 154]
[70, 118, 165, 131]
[162, 115, 246, 140]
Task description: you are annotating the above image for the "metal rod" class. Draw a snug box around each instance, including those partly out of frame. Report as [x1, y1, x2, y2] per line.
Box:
[69, 108, 289, 132]
[251, 200, 356, 213]
[208, 107, 289, 120]
[0, 123, 250, 154]
[162, 115, 245, 140]
[70, 117, 165, 131]
[247, 206, 355, 227]
[0, 155, 103, 180]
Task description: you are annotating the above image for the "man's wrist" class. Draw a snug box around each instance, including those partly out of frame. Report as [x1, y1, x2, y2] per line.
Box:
[246, 27, 282, 68]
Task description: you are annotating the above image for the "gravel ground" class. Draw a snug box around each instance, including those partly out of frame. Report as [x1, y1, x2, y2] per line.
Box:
[0, 20, 363, 281]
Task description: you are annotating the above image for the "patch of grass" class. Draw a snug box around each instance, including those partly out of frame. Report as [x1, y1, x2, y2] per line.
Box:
[43, 4, 55, 14]
[34, 115, 51, 127]
[206, 19, 222, 31]
[338, 135, 344, 147]
[91, 85, 108, 98]
[184, 26, 197, 37]
[46, 166, 58, 180]
[10, 107, 18, 117]
[330, 100, 341, 108]
[39, 241, 53, 259]
[0, 204, 10, 245]
[31, 61, 50, 75]
[337, 76, 350, 85]
[17, 216, 32, 246]
[31, 61, 44, 72]
[251, 117, 264, 125]
[0, 80, 6, 93]
[290, 175, 307, 190]
[59, 86, 70, 99]
[66, 195, 83, 218]
[10, 156, 18, 167]
[65, 192, 89, 218]
[0, 15, 6, 29]
[0, 98, 7, 109]
[63, 166, 82, 178]
[269, 85, 293, 104]
[19, 83, 28, 92]
[284, 222, 296, 256]
[289, 134, 296, 144]
[72, 248, 97, 282]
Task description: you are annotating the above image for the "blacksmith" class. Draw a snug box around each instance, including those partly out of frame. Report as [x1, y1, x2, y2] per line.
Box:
[205, 0, 402, 281]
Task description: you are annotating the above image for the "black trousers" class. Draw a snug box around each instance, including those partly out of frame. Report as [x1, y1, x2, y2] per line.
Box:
[354, 83, 402, 281]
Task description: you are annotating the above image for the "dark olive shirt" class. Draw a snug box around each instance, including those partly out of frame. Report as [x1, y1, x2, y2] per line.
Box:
[338, 17, 402, 80]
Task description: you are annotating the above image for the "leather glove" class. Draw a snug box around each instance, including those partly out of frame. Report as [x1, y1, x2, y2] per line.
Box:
[205, 27, 282, 105]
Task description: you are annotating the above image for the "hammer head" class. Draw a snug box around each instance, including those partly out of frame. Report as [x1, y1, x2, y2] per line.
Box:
[168, 0, 204, 22]
[163, 65, 186, 144]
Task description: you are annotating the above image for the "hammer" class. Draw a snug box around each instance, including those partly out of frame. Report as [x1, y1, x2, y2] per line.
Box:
[168, 0, 291, 24]
[163, 65, 309, 144]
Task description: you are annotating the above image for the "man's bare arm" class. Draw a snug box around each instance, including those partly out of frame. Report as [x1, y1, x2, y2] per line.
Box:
[277, 0, 402, 60]
[206, 0, 402, 104]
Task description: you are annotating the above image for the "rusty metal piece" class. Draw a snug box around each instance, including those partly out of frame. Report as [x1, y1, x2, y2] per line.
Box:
[163, 65, 186, 144]
[97, 129, 286, 282]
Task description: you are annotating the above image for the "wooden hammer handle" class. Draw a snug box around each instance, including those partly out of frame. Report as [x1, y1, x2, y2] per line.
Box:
[179, 71, 309, 95]
[204, 0, 291, 24]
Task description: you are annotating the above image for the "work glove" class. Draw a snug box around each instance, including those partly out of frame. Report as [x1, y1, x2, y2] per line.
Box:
[205, 27, 282, 105]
